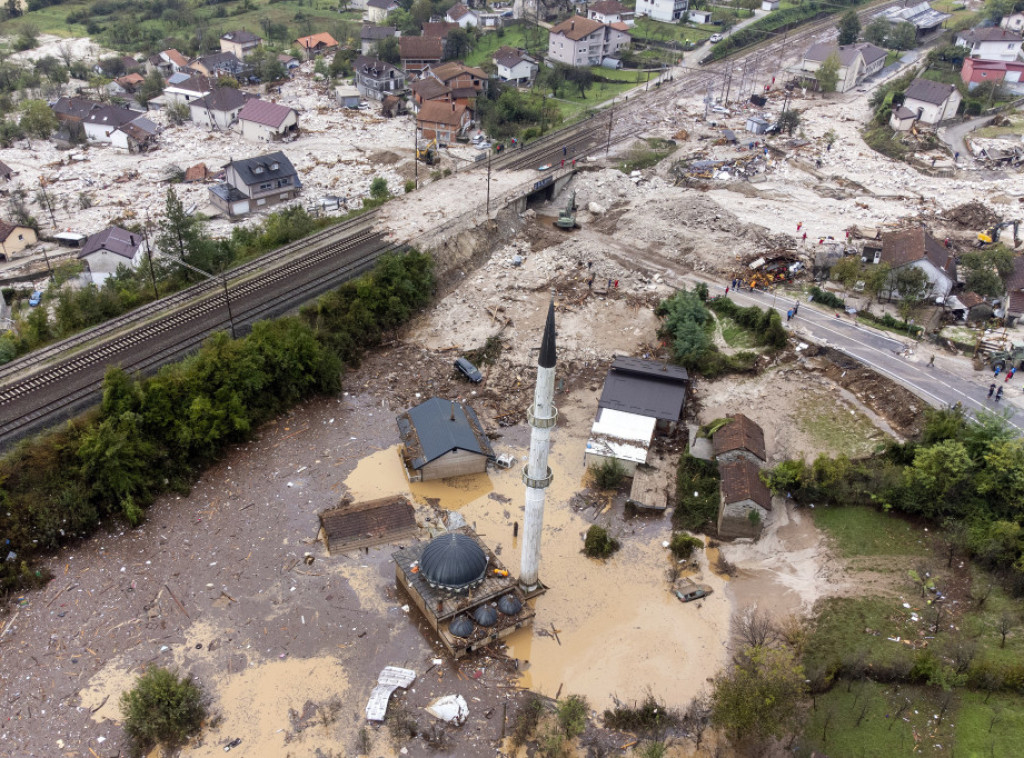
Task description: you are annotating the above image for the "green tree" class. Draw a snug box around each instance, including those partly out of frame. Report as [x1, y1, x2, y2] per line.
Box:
[711, 646, 807, 745]
[135, 68, 165, 108]
[892, 266, 930, 320]
[863, 17, 891, 47]
[986, 0, 1017, 22]
[248, 46, 286, 81]
[445, 27, 473, 60]
[906, 439, 974, 517]
[977, 438, 1024, 519]
[778, 109, 801, 135]
[566, 66, 595, 98]
[156, 188, 220, 278]
[19, 99, 58, 144]
[889, 22, 918, 52]
[539, 63, 567, 98]
[120, 666, 205, 757]
[830, 256, 862, 288]
[370, 176, 389, 200]
[374, 36, 401, 65]
[816, 51, 841, 95]
[837, 10, 861, 45]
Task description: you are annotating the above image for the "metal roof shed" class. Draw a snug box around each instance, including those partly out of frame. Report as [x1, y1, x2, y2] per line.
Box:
[597, 356, 689, 426]
[585, 408, 656, 476]
[397, 398, 495, 482]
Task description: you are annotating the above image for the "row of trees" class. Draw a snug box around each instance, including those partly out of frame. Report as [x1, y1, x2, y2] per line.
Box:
[0, 247, 435, 595]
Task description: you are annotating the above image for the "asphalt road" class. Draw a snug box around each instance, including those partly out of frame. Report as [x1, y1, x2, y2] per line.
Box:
[726, 284, 1024, 434]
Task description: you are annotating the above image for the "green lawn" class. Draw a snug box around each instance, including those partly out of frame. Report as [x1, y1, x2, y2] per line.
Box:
[464, 24, 546, 67]
[719, 316, 757, 349]
[795, 397, 891, 459]
[811, 506, 928, 558]
[633, 17, 713, 46]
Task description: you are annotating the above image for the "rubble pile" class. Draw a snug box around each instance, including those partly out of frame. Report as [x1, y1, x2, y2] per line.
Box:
[943, 201, 1001, 230]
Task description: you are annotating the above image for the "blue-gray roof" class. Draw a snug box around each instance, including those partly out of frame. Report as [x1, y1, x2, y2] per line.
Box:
[225, 151, 298, 188]
[397, 398, 495, 469]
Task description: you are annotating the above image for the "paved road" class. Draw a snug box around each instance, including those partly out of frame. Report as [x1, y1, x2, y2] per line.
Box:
[726, 284, 1024, 434]
[938, 114, 997, 165]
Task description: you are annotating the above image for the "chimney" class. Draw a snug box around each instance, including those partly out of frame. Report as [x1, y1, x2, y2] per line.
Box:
[451, 101, 456, 112]
[571, 20, 575, 31]
[130, 234, 135, 246]
[450, 401, 456, 421]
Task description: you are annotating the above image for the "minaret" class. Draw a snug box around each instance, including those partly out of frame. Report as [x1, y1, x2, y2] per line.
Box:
[520, 297, 557, 591]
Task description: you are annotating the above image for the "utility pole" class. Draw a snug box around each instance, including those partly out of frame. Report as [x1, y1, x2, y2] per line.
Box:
[413, 120, 418, 188]
[486, 148, 491, 216]
[142, 212, 159, 299]
[166, 254, 236, 339]
[606, 105, 613, 155]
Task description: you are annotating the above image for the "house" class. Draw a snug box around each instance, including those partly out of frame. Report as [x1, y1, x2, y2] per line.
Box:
[636, 0, 689, 24]
[0, 221, 37, 260]
[875, 227, 956, 300]
[426, 61, 488, 97]
[189, 87, 254, 130]
[111, 117, 160, 152]
[183, 163, 213, 183]
[1000, 12, 1024, 32]
[354, 55, 406, 100]
[159, 49, 190, 73]
[422, 21, 458, 38]
[111, 72, 145, 96]
[871, 1, 950, 38]
[382, 94, 406, 117]
[189, 51, 247, 80]
[587, 0, 635, 27]
[366, 0, 400, 23]
[396, 397, 496, 481]
[712, 414, 766, 465]
[410, 77, 452, 111]
[761, 0, 780, 10]
[962, 57, 1024, 90]
[236, 99, 300, 142]
[955, 27, 1023, 63]
[82, 105, 143, 144]
[335, 84, 362, 108]
[493, 46, 538, 85]
[416, 100, 471, 143]
[278, 53, 301, 72]
[446, 2, 479, 27]
[209, 151, 301, 218]
[717, 458, 772, 539]
[319, 496, 418, 553]
[547, 16, 632, 67]
[297, 32, 340, 60]
[77, 226, 145, 284]
[400, 36, 444, 75]
[361, 24, 400, 55]
[891, 78, 961, 129]
[163, 73, 213, 105]
[0, 160, 12, 182]
[798, 42, 887, 92]
[220, 30, 262, 58]
[585, 357, 690, 473]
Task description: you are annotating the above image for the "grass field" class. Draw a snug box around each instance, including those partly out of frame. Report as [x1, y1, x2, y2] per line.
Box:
[811, 506, 928, 558]
[719, 316, 757, 348]
[633, 17, 712, 46]
[464, 24, 546, 67]
[796, 400, 890, 459]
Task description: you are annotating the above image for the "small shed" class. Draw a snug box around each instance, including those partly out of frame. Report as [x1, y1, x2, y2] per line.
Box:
[761, 0, 780, 10]
[319, 495, 419, 553]
[397, 398, 496, 481]
[712, 413, 766, 465]
[690, 10, 713, 23]
[745, 116, 768, 134]
[335, 84, 362, 109]
[717, 458, 772, 539]
[585, 408, 656, 476]
[721, 128, 738, 144]
[53, 231, 87, 248]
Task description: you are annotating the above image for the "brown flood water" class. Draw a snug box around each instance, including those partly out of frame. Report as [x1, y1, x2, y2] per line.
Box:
[343, 406, 730, 711]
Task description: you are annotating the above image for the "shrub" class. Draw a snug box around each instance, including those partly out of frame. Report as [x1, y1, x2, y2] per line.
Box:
[583, 525, 621, 558]
[556, 694, 589, 739]
[120, 666, 205, 757]
[669, 533, 704, 560]
[603, 693, 679, 736]
[674, 453, 720, 532]
[511, 694, 545, 748]
[404, 179, 415, 193]
[808, 286, 845, 309]
[591, 458, 626, 490]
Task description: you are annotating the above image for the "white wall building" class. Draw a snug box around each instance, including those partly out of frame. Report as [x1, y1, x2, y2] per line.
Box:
[955, 26, 1023, 62]
[636, 0, 689, 24]
[547, 16, 631, 67]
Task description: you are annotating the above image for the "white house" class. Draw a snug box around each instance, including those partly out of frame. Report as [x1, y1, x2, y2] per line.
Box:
[955, 26, 1023, 62]
[798, 41, 887, 93]
[1001, 12, 1024, 33]
[893, 78, 962, 128]
[110, 117, 159, 152]
[761, 0, 780, 10]
[587, 0, 635, 27]
[189, 87, 254, 130]
[547, 16, 631, 67]
[81, 105, 141, 143]
[209, 151, 301, 218]
[493, 46, 538, 85]
[163, 73, 212, 106]
[445, 3, 479, 28]
[876, 227, 956, 300]
[78, 226, 146, 284]
[366, 0, 399, 23]
[235, 99, 300, 142]
[636, 0, 689, 24]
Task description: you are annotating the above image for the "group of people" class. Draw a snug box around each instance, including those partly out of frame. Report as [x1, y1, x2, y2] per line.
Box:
[988, 366, 1019, 402]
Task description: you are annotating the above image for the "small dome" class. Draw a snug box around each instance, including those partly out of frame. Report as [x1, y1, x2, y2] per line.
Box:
[497, 594, 522, 616]
[449, 615, 474, 638]
[473, 605, 498, 627]
[420, 533, 488, 592]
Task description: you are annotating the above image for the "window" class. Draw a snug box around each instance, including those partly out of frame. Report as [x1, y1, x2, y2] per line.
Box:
[279, 177, 290, 185]
[259, 182, 273, 190]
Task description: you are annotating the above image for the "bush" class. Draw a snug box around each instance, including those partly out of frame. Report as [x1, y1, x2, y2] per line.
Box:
[591, 458, 627, 490]
[808, 286, 845, 309]
[602, 693, 679, 736]
[404, 179, 416, 193]
[556, 694, 589, 739]
[674, 453, 720, 532]
[583, 525, 621, 558]
[511, 694, 545, 748]
[669, 533, 704, 560]
[120, 666, 205, 757]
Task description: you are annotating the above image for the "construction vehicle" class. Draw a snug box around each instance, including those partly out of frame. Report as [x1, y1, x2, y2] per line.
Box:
[990, 343, 1024, 372]
[416, 139, 438, 165]
[554, 190, 577, 230]
[977, 220, 1022, 247]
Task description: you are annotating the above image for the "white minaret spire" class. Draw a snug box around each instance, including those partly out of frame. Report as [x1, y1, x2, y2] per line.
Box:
[520, 296, 557, 591]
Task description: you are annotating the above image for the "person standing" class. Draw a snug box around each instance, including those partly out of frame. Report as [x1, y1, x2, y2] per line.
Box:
[1007, 366, 1017, 383]
[928, 354, 935, 367]
[989, 383, 997, 398]
[787, 309, 793, 322]
[793, 303, 799, 316]
[802, 232, 808, 241]
[995, 365, 1002, 378]
[997, 386, 1004, 401]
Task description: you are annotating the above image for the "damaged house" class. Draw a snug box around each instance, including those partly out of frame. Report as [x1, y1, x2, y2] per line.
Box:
[396, 397, 495, 482]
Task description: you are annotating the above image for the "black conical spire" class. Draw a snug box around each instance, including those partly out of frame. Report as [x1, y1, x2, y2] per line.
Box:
[539, 297, 556, 369]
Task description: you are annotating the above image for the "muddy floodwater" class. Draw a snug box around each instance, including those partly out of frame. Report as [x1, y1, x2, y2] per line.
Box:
[343, 389, 731, 711]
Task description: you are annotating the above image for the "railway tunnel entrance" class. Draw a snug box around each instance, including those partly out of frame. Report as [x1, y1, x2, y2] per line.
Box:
[521, 171, 575, 212]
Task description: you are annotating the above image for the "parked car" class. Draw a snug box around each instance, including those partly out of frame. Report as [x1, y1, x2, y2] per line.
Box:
[454, 357, 482, 383]
[709, 33, 722, 43]
[28, 291, 42, 307]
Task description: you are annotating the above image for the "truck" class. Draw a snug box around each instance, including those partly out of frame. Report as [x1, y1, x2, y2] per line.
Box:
[990, 343, 1024, 372]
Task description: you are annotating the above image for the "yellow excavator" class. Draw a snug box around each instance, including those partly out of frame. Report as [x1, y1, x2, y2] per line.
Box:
[416, 139, 438, 166]
[977, 220, 1021, 247]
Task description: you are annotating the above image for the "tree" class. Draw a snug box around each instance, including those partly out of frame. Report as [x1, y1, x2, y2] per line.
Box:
[445, 28, 473, 61]
[986, 0, 1016, 22]
[892, 266, 930, 320]
[136, 69, 165, 108]
[370, 176, 389, 200]
[374, 36, 401, 65]
[906, 439, 974, 517]
[156, 188, 219, 278]
[864, 18, 891, 47]
[830, 256, 862, 288]
[778, 108, 801, 135]
[566, 66, 595, 98]
[960, 247, 1015, 298]
[120, 665, 205, 757]
[165, 101, 190, 125]
[711, 646, 807, 745]
[837, 11, 861, 45]
[817, 52, 841, 95]
[889, 22, 918, 52]
[19, 100, 58, 145]
[539, 63, 567, 98]
[248, 47, 286, 82]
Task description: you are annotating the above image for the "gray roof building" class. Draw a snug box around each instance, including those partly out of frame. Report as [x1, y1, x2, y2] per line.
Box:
[191, 86, 252, 112]
[223, 150, 298, 188]
[598, 356, 689, 422]
[78, 226, 143, 260]
[903, 78, 958, 106]
[397, 397, 495, 474]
